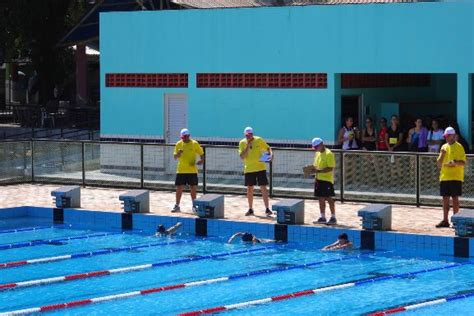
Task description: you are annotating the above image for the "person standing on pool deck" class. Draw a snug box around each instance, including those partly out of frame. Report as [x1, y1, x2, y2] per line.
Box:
[311, 137, 337, 225]
[239, 126, 273, 217]
[436, 127, 466, 228]
[171, 128, 204, 213]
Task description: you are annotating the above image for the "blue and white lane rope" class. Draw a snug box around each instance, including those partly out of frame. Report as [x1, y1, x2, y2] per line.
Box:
[0, 239, 193, 269]
[0, 232, 123, 251]
[0, 250, 378, 315]
[0, 226, 52, 235]
[368, 289, 474, 315]
[0, 245, 278, 291]
[178, 262, 470, 315]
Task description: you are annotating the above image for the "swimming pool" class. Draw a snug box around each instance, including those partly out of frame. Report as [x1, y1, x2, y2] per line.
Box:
[0, 216, 473, 316]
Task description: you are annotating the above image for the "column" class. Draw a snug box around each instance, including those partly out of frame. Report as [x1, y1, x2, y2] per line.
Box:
[457, 73, 472, 148]
[75, 44, 88, 104]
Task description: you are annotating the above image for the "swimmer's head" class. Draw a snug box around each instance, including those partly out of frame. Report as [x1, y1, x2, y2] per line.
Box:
[338, 233, 349, 242]
[242, 233, 254, 242]
[157, 225, 166, 234]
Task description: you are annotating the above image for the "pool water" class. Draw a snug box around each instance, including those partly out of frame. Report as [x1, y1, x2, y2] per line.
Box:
[0, 218, 473, 315]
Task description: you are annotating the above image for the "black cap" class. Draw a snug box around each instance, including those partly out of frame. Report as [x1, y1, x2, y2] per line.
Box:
[157, 225, 166, 234]
[242, 233, 254, 242]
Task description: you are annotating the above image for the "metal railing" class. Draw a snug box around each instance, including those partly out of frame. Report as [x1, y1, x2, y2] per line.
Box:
[1, 139, 474, 208]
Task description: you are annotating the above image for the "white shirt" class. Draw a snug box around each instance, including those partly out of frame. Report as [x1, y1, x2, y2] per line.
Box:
[427, 129, 444, 152]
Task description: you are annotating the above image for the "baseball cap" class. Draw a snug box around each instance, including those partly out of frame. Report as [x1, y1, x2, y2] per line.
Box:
[311, 137, 323, 147]
[244, 127, 253, 135]
[444, 127, 456, 137]
[180, 128, 190, 137]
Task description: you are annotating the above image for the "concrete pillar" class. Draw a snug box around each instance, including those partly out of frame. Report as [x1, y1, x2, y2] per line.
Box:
[330, 73, 342, 145]
[457, 73, 472, 148]
[75, 44, 88, 104]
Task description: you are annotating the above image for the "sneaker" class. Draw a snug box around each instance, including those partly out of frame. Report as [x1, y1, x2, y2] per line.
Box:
[435, 220, 450, 228]
[245, 209, 254, 216]
[171, 204, 181, 213]
[265, 208, 273, 217]
[313, 217, 327, 224]
[327, 217, 337, 225]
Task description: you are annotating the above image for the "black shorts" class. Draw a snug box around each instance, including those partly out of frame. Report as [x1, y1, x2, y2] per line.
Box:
[440, 180, 462, 197]
[175, 173, 199, 186]
[244, 170, 268, 187]
[314, 180, 335, 198]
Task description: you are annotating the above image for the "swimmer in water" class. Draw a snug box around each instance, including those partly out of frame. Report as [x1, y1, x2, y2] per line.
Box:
[322, 233, 353, 251]
[155, 222, 183, 237]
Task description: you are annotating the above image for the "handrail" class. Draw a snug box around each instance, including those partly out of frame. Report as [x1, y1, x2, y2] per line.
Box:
[1, 139, 472, 209]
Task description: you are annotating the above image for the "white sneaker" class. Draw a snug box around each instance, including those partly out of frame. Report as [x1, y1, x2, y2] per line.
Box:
[171, 204, 181, 213]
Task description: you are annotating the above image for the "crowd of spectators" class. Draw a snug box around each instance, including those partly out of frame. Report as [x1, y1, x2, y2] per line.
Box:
[337, 115, 470, 154]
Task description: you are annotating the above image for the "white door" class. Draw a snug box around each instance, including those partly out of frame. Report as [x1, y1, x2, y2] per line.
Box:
[164, 94, 188, 144]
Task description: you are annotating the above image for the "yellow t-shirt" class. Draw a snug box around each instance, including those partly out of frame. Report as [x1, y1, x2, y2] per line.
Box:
[439, 142, 466, 182]
[174, 139, 204, 174]
[314, 148, 336, 184]
[238, 136, 270, 174]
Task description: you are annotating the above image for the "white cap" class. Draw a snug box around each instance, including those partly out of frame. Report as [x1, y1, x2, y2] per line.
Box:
[444, 127, 456, 137]
[311, 137, 323, 147]
[244, 126, 254, 135]
[180, 128, 190, 136]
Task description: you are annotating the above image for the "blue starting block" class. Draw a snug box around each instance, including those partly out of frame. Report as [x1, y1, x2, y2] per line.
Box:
[357, 204, 392, 231]
[451, 209, 474, 237]
[272, 199, 304, 225]
[51, 186, 81, 208]
[193, 194, 224, 219]
[119, 190, 150, 213]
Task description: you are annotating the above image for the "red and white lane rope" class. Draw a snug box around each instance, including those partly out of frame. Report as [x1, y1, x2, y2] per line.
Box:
[0, 246, 277, 315]
[368, 289, 474, 315]
[0, 246, 275, 292]
[178, 262, 468, 316]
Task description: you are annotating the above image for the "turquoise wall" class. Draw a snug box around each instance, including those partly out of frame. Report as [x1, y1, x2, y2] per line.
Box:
[100, 3, 474, 143]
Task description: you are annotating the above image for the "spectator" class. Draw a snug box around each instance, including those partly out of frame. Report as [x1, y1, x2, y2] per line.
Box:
[239, 127, 273, 217]
[310, 137, 337, 225]
[386, 115, 404, 151]
[377, 117, 389, 151]
[436, 127, 466, 228]
[361, 117, 377, 151]
[322, 233, 353, 251]
[171, 129, 205, 213]
[427, 119, 445, 153]
[407, 117, 428, 152]
[338, 117, 359, 150]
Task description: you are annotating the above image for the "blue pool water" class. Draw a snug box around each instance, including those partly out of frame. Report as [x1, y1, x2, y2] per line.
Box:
[0, 217, 473, 315]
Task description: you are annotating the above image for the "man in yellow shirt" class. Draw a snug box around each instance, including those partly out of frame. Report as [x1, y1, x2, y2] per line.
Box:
[171, 128, 205, 213]
[239, 127, 273, 217]
[311, 137, 337, 225]
[436, 127, 466, 228]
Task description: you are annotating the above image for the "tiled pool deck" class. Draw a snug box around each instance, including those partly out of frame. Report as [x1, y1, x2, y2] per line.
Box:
[0, 184, 457, 237]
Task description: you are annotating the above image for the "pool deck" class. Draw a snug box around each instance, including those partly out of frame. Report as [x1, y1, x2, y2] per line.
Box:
[0, 183, 457, 237]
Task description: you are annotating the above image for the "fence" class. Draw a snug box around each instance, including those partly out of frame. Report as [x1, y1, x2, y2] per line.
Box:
[1, 139, 474, 208]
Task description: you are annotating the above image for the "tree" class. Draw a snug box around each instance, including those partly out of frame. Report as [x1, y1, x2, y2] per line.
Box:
[1, 0, 87, 103]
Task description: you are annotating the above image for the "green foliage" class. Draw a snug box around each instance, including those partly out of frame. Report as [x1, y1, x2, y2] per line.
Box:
[1, 0, 88, 102]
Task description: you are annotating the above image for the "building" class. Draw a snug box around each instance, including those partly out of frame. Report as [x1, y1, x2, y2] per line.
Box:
[100, 1, 473, 146]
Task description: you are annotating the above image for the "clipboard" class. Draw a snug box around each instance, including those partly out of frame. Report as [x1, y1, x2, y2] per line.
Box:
[260, 152, 271, 162]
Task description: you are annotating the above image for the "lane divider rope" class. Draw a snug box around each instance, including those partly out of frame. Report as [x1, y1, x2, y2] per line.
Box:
[178, 262, 470, 315]
[367, 289, 474, 315]
[0, 246, 277, 293]
[0, 232, 123, 251]
[0, 226, 52, 235]
[0, 239, 193, 269]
